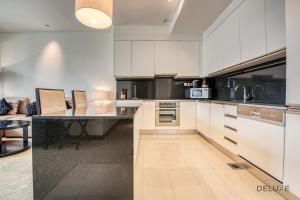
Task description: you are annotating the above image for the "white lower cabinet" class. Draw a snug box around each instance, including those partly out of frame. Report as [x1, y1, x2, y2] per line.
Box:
[142, 101, 156, 130]
[284, 113, 300, 197]
[237, 117, 284, 181]
[180, 102, 197, 130]
[134, 106, 143, 166]
[196, 102, 210, 138]
[210, 103, 225, 145]
[210, 103, 238, 154]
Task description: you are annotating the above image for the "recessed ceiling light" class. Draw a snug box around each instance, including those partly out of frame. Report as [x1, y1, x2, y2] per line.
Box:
[162, 18, 170, 23]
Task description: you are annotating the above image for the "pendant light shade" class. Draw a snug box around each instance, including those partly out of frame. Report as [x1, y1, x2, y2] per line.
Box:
[75, 0, 113, 29]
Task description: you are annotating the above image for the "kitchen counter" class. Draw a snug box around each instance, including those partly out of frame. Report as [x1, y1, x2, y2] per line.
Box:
[116, 99, 287, 109]
[32, 103, 139, 120]
[32, 103, 137, 199]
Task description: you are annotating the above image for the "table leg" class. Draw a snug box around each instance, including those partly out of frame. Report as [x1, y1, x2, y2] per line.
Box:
[23, 127, 29, 147]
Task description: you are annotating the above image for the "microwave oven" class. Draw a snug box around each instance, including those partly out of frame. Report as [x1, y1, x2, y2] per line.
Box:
[185, 88, 212, 99]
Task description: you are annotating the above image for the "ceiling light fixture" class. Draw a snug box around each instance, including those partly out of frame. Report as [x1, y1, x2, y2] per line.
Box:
[75, 0, 113, 29]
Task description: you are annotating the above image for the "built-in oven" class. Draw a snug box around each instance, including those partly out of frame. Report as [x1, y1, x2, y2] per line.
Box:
[155, 101, 180, 126]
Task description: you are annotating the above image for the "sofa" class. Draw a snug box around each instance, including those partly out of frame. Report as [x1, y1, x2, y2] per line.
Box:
[0, 97, 32, 137]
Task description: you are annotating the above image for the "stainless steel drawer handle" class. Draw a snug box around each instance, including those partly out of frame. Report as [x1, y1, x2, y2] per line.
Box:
[224, 114, 237, 119]
[251, 111, 261, 118]
[224, 136, 237, 145]
[224, 125, 237, 132]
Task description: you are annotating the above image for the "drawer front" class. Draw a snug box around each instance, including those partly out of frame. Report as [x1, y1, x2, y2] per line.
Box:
[238, 105, 253, 116]
[260, 108, 284, 123]
[224, 126, 237, 142]
[223, 136, 238, 154]
[224, 116, 237, 130]
[224, 105, 238, 117]
[238, 105, 285, 125]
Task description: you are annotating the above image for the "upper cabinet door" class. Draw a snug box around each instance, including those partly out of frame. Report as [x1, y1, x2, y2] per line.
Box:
[177, 41, 200, 77]
[286, 0, 300, 105]
[239, 0, 267, 62]
[222, 10, 241, 68]
[155, 41, 178, 75]
[265, 0, 286, 53]
[132, 41, 155, 77]
[204, 26, 223, 75]
[114, 41, 132, 77]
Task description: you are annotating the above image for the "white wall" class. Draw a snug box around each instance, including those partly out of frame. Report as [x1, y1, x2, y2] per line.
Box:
[0, 30, 115, 100]
[114, 25, 201, 41]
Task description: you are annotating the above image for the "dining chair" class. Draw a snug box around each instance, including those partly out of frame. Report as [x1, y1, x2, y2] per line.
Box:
[35, 88, 73, 149]
[72, 90, 88, 109]
[72, 90, 90, 148]
[36, 88, 67, 115]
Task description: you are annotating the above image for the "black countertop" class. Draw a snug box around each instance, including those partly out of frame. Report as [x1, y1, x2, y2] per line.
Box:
[32, 103, 140, 120]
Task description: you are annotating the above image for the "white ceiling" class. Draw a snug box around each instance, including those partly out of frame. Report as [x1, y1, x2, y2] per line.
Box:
[113, 0, 181, 26]
[173, 0, 232, 34]
[0, 0, 232, 34]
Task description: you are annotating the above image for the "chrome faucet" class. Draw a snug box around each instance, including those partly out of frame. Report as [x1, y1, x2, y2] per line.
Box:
[234, 85, 249, 103]
[133, 85, 137, 99]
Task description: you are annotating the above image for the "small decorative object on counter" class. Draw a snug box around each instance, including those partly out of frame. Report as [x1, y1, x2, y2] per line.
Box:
[120, 88, 128, 99]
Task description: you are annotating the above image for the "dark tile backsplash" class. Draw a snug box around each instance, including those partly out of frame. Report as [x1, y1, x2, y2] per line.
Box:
[116, 80, 155, 99]
[116, 59, 286, 105]
[116, 78, 192, 100]
[211, 60, 286, 105]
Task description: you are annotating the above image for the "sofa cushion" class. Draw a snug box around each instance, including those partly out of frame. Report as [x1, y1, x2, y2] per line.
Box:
[5, 97, 31, 114]
[7, 99, 20, 115]
[25, 102, 37, 116]
[0, 98, 12, 116]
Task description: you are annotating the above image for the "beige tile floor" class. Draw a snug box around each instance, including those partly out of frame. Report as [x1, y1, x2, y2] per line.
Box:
[0, 135, 286, 200]
[134, 134, 285, 200]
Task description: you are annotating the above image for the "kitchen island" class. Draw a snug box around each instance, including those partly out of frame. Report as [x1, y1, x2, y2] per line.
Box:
[32, 103, 139, 200]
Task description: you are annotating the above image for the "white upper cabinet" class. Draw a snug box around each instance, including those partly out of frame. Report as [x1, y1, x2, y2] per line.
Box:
[286, 0, 300, 105]
[204, 26, 223, 75]
[265, 0, 286, 53]
[222, 10, 241, 68]
[155, 41, 178, 75]
[177, 41, 200, 77]
[132, 41, 155, 77]
[239, 0, 267, 62]
[114, 41, 132, 77]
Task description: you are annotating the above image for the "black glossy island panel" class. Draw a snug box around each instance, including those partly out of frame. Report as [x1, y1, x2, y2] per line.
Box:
[32, 104, 139, 200]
